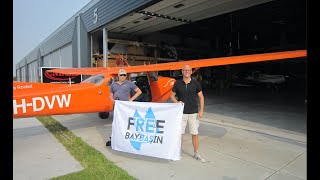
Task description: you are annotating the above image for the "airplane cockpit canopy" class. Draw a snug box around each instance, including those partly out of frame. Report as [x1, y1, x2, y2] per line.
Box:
[82, 74, 104, 86]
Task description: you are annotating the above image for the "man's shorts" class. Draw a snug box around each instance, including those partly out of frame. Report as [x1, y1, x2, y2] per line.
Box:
[181, 113, 199, 135]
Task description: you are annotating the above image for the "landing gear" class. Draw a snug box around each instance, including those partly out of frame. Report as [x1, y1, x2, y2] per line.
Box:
[98, 112, 109, 119]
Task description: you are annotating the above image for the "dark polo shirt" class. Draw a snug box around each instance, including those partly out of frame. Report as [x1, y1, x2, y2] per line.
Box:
[172, 78, 202, 114]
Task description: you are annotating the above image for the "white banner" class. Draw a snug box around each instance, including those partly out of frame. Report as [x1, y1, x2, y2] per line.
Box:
[111, 100, 184, 161]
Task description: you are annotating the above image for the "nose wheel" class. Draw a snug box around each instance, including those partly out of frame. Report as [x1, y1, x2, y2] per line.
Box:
[98, 112, 109, 119]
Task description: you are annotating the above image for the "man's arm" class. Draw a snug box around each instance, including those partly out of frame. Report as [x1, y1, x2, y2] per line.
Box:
[109, 84, 115, 102]
[129, 87, 142, 101]
[197, 91, 204, 118]
[170, 91, 183, 104]
[170, 91, 178, 103]
[110, 92, 115, 103]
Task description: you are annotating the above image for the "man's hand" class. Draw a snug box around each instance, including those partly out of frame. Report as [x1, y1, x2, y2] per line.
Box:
[177, 101, 183, 104]
[198, 110, 204, 119]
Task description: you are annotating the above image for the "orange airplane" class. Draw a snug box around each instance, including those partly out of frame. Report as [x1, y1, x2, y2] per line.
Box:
[13, 49, 306, 119]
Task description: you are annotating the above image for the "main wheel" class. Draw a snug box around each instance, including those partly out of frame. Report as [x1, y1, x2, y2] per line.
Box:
[98, 112, 109, 119]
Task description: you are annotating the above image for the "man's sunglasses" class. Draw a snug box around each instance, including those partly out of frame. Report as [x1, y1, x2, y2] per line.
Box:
[119, 74, 127, 76]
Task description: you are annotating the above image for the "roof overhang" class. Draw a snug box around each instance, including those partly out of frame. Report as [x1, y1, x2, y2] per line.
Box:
[108, 0, 273, 35]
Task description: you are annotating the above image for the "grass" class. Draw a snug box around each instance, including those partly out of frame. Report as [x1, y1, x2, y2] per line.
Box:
[36, 116, 137, 180]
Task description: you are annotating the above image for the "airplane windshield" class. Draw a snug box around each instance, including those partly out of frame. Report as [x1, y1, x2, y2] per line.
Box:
[82, 74, 105, 85]
[149, 72, 158, 82]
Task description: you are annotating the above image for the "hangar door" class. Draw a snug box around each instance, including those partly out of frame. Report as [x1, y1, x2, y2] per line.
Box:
[43, 54, 51, 67]
[42, 44, 73, 68]
[16, 69, 20, 81]
[60, 44, 72, 68]
[27, 61, 38, 82]
[20, 66, 26, 82]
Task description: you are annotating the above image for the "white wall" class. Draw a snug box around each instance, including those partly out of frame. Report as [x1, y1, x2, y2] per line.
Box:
[21, 66, 26, 82]
[16, 69, 20, 81]
[43, 54, 51, 67]
[60, 44, 73, 67]
[50, 49, 60, 67]
[27, 61, 38, 82]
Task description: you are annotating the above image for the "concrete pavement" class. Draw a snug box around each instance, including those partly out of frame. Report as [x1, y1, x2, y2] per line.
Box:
[13, 113, 306, 180]
[52, 112, 306, 180]
[13, 117, 83, 180]
[13, 88, 306, 180]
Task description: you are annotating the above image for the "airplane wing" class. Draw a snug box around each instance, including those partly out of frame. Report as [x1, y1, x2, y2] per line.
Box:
[47, 49, 306, 75]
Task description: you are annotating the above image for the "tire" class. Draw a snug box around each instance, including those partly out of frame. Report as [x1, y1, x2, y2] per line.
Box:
[98, 112, 109, 119]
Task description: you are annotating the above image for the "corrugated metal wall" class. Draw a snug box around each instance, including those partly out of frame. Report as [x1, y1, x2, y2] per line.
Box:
[16, 69, 21, 81]
[43, 54, 51, 67]
[81, 0, 157, 32]
[20, 66, 26, 82]
[41, 44, 74, 68]
[25, 49, 38, 64]
[27, 61, 38, 82]
[50, 50, 60, 67]
[41, 19, 76, 56]
[60, 44, 73, 68]
[15, 0, 159, 82]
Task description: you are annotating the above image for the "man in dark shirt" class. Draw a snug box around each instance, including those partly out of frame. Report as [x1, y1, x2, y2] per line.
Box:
[170, 64, 205, 162]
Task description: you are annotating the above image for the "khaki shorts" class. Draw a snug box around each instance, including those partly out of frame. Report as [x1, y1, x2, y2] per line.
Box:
[181, 113, 199, 135]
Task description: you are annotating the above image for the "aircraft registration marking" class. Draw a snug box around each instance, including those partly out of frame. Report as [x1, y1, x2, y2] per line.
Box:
[13, 94, 72, 114]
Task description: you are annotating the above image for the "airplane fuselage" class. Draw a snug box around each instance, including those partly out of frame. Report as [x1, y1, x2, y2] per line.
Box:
[13, 73, 176, 119]
[13, 81, 112, 118]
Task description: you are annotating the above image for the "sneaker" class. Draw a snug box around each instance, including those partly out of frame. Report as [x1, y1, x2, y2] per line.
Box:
[194, 152, 206, 163]
[106, 137, 111, 146]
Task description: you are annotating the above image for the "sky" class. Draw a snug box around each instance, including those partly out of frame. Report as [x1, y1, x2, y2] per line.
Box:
[13, 0, 91, 76]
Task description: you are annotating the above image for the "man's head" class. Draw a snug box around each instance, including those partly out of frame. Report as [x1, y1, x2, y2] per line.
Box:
[118, 69, 127, 81]
[118, 69, 127, 76]
[182, 64, 192, 78]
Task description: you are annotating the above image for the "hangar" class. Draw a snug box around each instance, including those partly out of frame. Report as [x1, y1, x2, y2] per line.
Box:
[14, 0, 306, 134]
[16, 0, 306, 125]
[15, 0, 305, 80]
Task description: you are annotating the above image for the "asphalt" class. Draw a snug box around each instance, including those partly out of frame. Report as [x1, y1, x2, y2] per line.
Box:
[13, 88, 307, 180]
